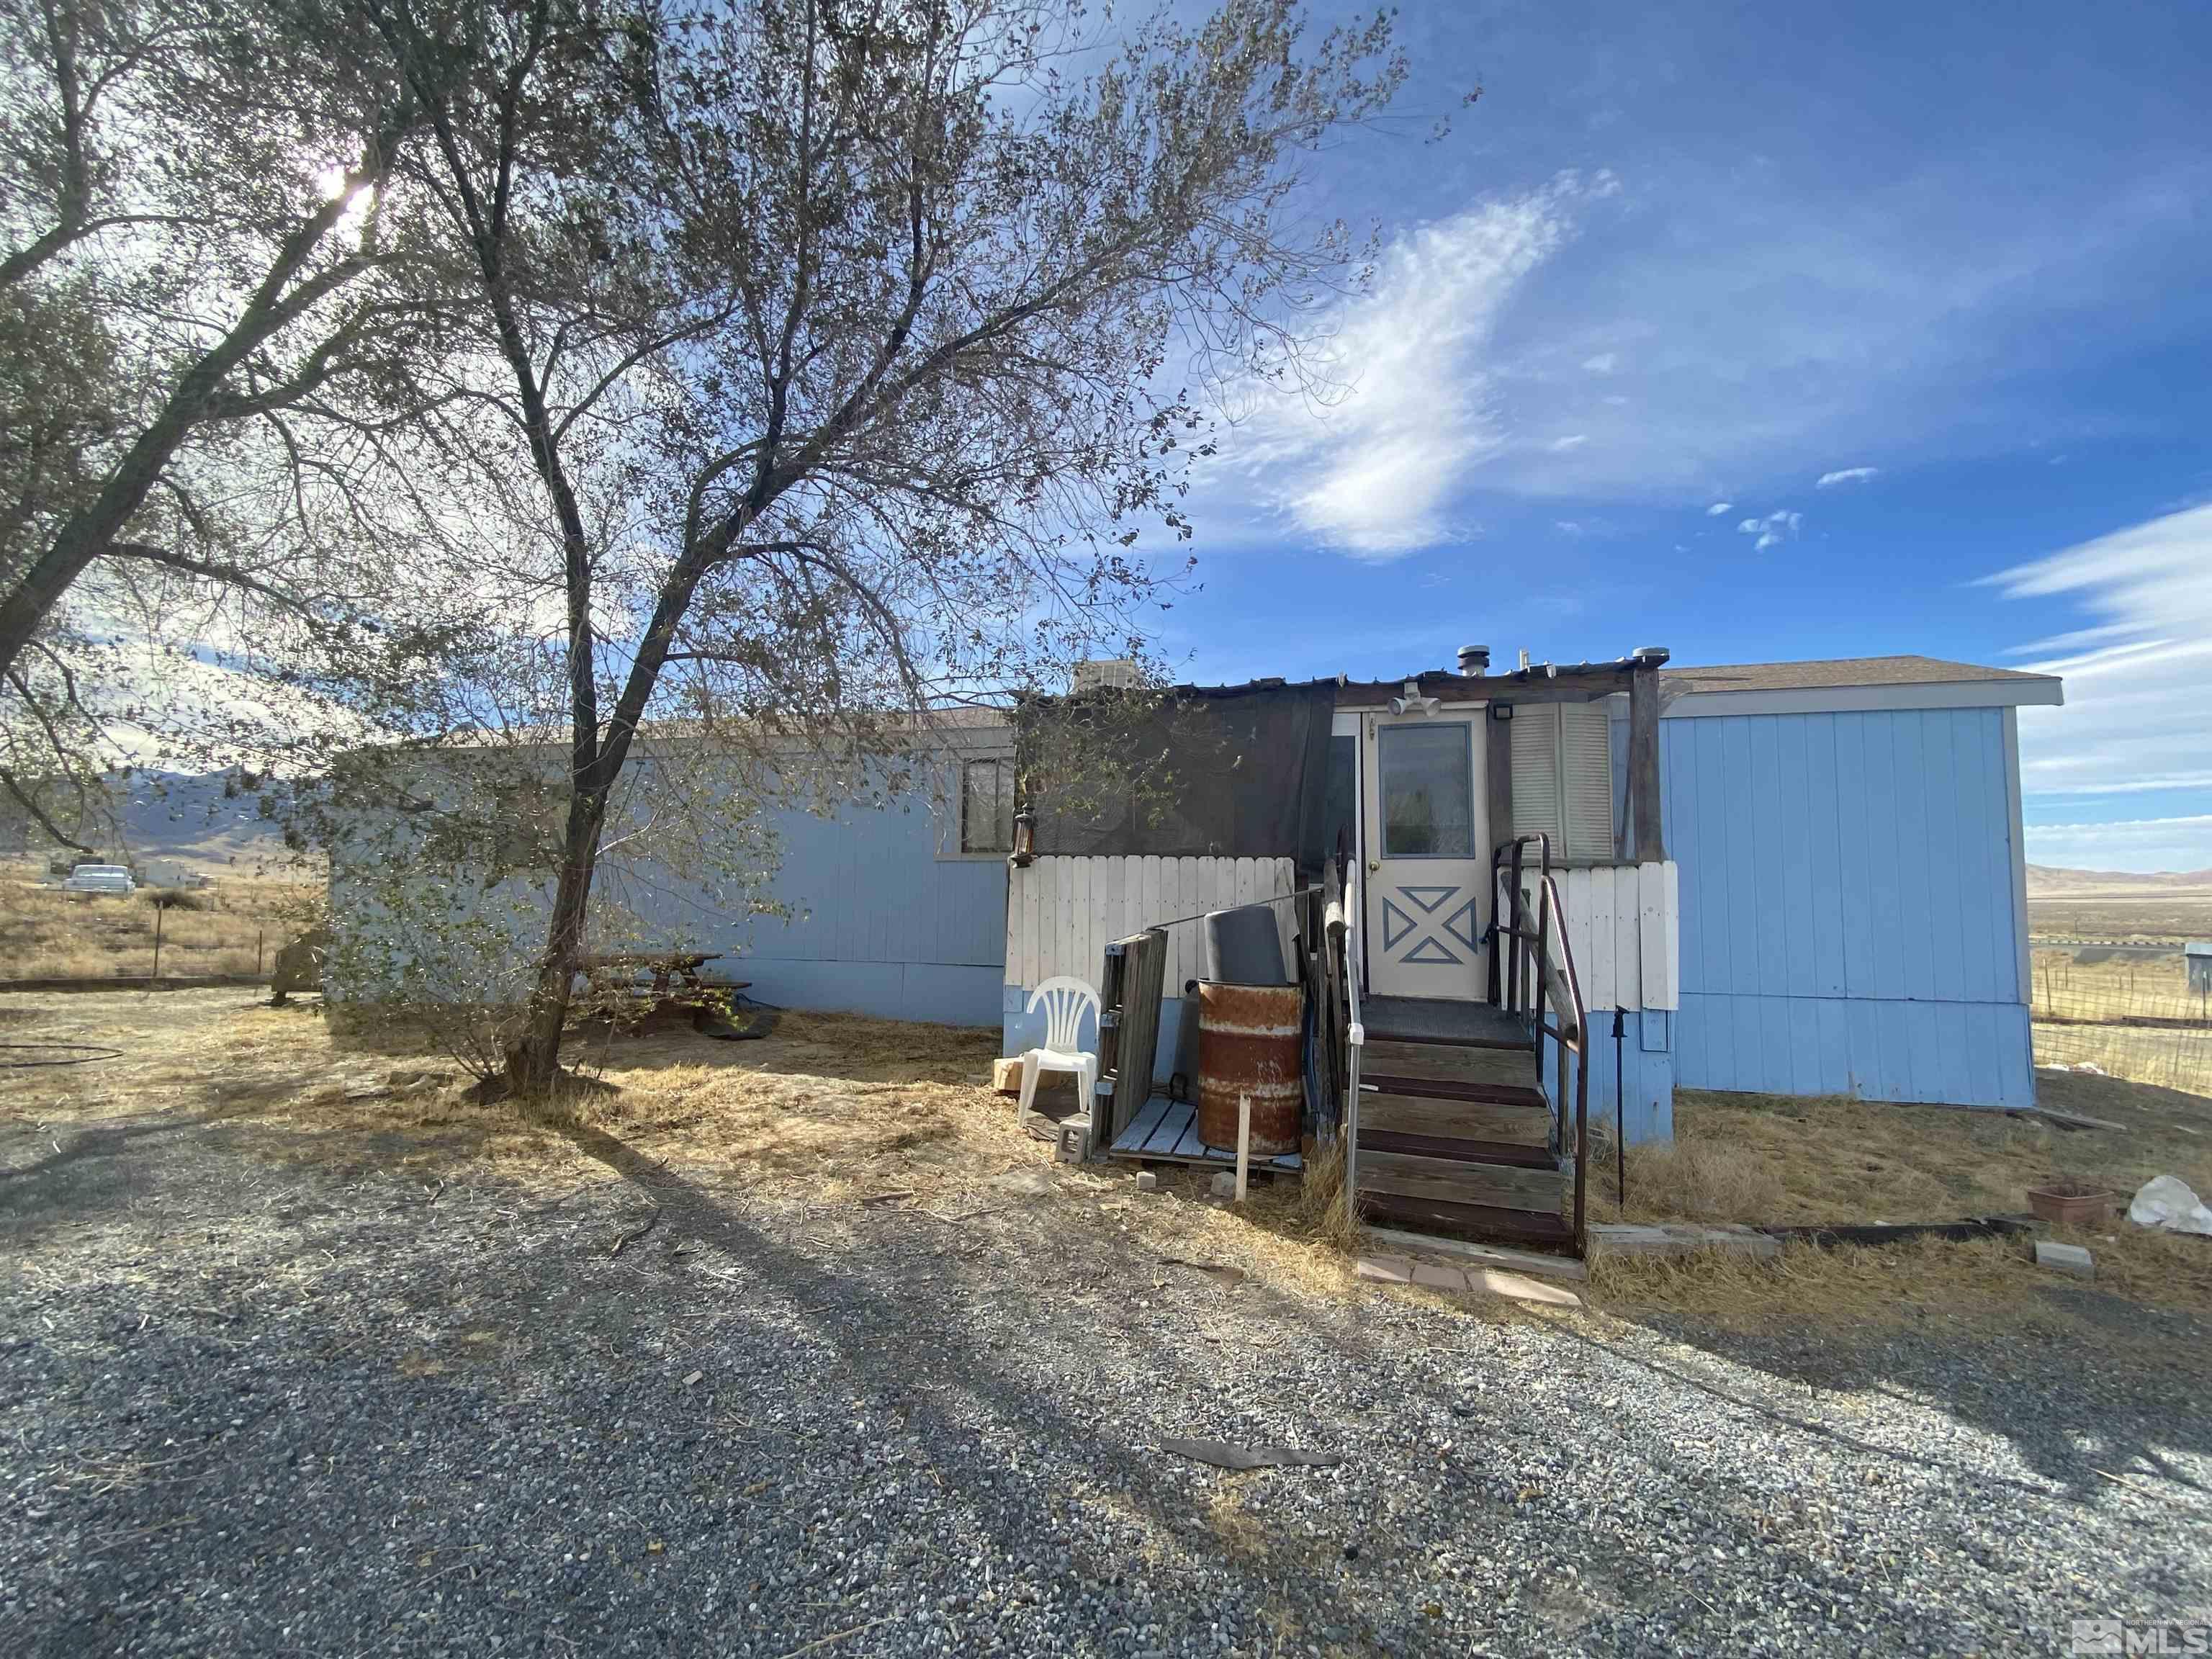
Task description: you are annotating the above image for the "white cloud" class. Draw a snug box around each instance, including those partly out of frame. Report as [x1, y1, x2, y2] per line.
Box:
[1207, 177, 1590, 557]
[1735, 508, 1801, 552]
[1548, 433, 1589, 453]
[1816, 466, 1880, 488]
[1704, 501, 1733, 516]
[1581, 353, 1617, 373]
[1992, 503, 2212, 802]
[2025, 815, 2212, 874]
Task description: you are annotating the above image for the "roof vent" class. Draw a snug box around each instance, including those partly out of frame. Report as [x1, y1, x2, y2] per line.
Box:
[1456, 644, 1491, 675]
[1631, 645, 1671, 667]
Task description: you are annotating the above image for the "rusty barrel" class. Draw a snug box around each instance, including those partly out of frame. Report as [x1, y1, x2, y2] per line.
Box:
[1196, 981, 1304, 1155]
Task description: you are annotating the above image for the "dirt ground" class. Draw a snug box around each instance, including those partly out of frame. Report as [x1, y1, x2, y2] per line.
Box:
[0, 989, 1352, 1298]
[1581, 1070, 2212, 1325]
[9, 989, 2211, 1341]
[12, 993, 2209, 1655]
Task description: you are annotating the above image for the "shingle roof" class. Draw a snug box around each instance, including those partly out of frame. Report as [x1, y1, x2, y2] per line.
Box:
[1660, 655, 2059, 696]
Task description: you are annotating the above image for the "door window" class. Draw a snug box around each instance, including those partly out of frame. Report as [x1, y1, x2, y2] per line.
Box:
[1378, 723, 1473, 858]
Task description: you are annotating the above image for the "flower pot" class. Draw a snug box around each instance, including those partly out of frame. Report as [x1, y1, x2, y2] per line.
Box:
[2027, 1183, 2118, 1228]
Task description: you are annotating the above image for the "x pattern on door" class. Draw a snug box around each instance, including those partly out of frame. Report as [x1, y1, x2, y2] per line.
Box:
[1380, 882, 1483, 966]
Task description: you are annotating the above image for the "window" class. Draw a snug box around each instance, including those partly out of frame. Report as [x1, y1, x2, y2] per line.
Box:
[1378, 722, 1474, 858]
[1509, 703, 1614, 863]
[959, 757, 1015, 855]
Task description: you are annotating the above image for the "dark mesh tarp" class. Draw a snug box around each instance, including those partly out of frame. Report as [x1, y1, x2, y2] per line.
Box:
[1028, 681, 1339, 871]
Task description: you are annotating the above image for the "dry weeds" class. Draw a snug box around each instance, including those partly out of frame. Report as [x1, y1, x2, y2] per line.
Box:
[11, 988, 2208, 1339]
[0, 875, 316, 981]
[1578, 1073, 2212, 1323]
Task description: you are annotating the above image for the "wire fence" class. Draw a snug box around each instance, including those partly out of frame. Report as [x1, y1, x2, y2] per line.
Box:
[2031, 945, 2212, 1098]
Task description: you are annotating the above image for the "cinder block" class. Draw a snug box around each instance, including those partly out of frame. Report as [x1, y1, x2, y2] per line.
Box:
[1355, 1255, 1413, 1285]
[1054, 1115, 1094, 1164]
[990, 1057, 1025, 1095]
[1467, 1269, 1582, 1308]
[1587, 1224, 1679, 1256]
[1411, 1262, 1468, 1292]
[2035, 1240, 2095, 1279]
[1134, 1170, 1159, 1192]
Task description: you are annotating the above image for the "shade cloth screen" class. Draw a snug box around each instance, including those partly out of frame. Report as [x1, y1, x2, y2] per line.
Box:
[1028, 681, 1339, 872]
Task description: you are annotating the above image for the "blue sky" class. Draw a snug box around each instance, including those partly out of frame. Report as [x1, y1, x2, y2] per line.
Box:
[1149, 0, 2212, 871]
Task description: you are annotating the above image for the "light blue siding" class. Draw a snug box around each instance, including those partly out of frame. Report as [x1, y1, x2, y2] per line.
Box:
[1662, 706, 2032, 1108]
[631, 793, 1007, 1027]
[1541, 1010, 1675, 1146]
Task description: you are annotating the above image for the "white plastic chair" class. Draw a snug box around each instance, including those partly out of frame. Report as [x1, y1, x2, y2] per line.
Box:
[1017, 975, 1100, 1131]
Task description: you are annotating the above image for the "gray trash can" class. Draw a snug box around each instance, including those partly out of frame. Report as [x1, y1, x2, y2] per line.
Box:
[1203, 904, 1287, 986]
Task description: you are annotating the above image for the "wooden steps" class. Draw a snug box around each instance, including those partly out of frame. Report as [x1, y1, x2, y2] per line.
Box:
[1356, 1148, 1563, 1212]
[1362, 1088, 1551, 1148]
[1355, 997, 1575, 1253]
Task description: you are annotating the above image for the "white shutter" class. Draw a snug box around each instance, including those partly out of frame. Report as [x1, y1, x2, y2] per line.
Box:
[1562, 703, 1614, 862]
[1510, 706, 1563, 848]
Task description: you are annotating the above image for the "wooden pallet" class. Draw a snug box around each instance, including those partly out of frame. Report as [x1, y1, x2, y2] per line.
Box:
[1108, 1095, 1303, 1172]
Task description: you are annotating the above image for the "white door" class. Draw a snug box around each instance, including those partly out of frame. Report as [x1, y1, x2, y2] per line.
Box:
[1362, 710, 1489, 1000]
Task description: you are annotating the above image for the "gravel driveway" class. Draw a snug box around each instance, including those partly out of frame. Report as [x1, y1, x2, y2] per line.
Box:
[4, 1093, 2208, 1657]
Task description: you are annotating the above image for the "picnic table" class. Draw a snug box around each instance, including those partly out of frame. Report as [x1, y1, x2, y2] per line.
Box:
[575, 951, 746, 998]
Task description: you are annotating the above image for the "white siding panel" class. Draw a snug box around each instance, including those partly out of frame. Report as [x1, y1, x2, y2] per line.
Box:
[1638, 860, 1668, 1011]
[1613, 868, 1641, 1010]
[1003, 855, 1300, 1002]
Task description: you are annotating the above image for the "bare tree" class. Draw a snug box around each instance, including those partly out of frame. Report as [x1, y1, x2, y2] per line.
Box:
[355, 0, 1407, 1093]
[0, 0, 482, 845]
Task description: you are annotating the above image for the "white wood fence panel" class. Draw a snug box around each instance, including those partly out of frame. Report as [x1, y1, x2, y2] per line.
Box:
[1506, 860, 1678, 1013]
[1006, 855, 1299, 1000]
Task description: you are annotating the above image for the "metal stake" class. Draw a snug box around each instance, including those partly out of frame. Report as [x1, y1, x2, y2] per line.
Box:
[1611, 1007, 1627, 1214]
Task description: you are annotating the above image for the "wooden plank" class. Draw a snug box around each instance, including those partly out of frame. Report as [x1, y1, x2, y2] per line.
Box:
[1613, 866, 1640, 1011]
[1639, 860, 1668, 1012]
[1362, 1089, 1552, 1146]
[1571, 868, 1605, 1012]
[1358, 1190, 1575, 1246]
[1583, 871, 1619, 1012]
[1154, 1100, 1202, 1156]
[1022, 858, 1042, 986]
[1364, 1038, 1539, 1089]
[1629, 663, 1665, 862]
[1115, 1093, 1174, 1153]
[1357, 1148, 1564, 1213]
[1095, 860, 1116, 981]
[1160, 858, 1182, 991]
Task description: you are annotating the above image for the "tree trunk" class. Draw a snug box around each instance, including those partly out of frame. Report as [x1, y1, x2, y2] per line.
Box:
[505, 783, 606, 1095]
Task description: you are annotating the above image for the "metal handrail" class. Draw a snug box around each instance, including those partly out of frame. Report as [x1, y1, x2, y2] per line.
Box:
[1491, 834, 1592, 1254]
[1344, 853, 1364, 1204]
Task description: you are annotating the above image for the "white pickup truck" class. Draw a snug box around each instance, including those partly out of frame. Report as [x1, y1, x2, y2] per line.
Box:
[60, 863, 135, 895]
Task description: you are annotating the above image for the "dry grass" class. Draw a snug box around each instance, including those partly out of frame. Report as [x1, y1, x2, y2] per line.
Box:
[14, 986, 2208, 1341]
[2027, 893, 2212, 941]
[0, 872, 316, 981]
[2026, 945, 2212, 1096]
[1578, 1072, 2212, 1324]
[0, 988, 1357, 1298]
